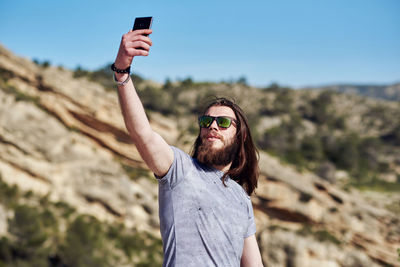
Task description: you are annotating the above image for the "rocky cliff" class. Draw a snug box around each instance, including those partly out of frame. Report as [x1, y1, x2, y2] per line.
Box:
[308, 83, 400, 102]
[0, 44, 399, 266]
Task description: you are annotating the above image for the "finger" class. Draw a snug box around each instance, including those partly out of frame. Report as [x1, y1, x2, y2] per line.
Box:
[132, 35, 152, 46]
[138, 50, 149, 56]
[122, 30, 151, 42]
[143, 36, 152, 46]
[127, 47, 149, 57]
[124, 39, 151, 51]
[132, 41, 151, 51]
[132, 29, 153, 36]
[123, 33, 153, 47]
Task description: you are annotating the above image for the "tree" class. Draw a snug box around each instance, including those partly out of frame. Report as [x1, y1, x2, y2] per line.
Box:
[8, 205, 49, 266]
[60, 215, 111, 267]
[237, 76, 248, 86]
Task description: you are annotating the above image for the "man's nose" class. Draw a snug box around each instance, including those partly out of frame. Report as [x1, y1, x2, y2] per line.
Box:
[209, 119, 219, 130]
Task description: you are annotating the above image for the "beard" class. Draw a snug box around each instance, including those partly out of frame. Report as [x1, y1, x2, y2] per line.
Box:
[195, 135, 239, 167]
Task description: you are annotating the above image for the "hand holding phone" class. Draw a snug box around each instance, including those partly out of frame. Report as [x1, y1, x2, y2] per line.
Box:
[132, 17, 153, 50]
[133, 17, 153, 36]
[114, 17, 153, 69]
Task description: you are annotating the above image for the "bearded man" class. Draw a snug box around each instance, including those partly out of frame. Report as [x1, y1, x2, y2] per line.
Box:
[113, 28, 264, 267]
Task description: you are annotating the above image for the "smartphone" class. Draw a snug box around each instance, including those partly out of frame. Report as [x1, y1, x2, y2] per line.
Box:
[132, 16, 153, 36]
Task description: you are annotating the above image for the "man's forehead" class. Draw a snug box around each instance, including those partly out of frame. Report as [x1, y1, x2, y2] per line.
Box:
[205, 106, 236, 118]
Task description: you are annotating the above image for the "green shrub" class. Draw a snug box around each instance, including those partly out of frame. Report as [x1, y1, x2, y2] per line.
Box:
[381, 124, 400, 146]
[0, 176, 19, 208]
[7, 205, 50, 265]
[301, 135, 324, 161]
[0, 237, 12, 263]
[108, 224, 163, 266]
[60, 215, 111, 267]
[54, 201, 76, 219]
[314, 230, 341, 245]
[258, 114, 306, 168]
[139, 85, 177, 115]
[121, 163, 152, 180]
[2, 83, 39, 103]
[351, 176, 400, 192]
[0, 171, 164, 266]
[297, 224, 341, 245]
[272, 89, 294, 115]
[309, 91, 334, 123]
[73, 66, 90, 78]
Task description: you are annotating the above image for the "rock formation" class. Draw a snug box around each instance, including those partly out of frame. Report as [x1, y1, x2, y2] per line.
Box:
[0, 44, 399, 266]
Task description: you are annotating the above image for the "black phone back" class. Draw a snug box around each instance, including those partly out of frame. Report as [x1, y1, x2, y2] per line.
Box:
[132, 17, 153, 31]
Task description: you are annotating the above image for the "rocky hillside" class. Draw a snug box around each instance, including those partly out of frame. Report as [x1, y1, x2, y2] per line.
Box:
[306, 83, 400, 102]
[0, 44, 399, 266]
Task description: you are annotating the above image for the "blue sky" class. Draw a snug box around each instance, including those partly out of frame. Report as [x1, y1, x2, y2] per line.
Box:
[1, 0, 399, 88]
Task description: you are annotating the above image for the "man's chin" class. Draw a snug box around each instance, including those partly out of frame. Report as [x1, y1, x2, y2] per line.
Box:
[206, 142, 224, 151]
[196, 138, 238, 167]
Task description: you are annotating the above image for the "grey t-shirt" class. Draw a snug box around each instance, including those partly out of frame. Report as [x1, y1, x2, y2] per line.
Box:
[158, 146, 256, 267]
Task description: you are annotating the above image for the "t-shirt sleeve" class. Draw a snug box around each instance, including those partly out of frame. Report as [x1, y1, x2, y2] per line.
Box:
[157, 146, 192, 189]
[245, 197, 257, 238]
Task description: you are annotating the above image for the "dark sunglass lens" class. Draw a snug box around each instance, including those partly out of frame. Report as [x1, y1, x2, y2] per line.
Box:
[216, 117, 231, 128]
[199, 116, 213, 128]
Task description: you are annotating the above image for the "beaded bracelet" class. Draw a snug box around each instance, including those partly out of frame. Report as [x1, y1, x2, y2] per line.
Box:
[110, 63, 131, 74]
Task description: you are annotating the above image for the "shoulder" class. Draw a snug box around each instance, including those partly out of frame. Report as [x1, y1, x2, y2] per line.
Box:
[170, 146, 192, 162]
[157, 146, 196, 187]
[229, 178, 251, 200]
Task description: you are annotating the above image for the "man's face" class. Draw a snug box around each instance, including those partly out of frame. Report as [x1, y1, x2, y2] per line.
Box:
[200, 105, 238, 150]
[196, 105, 239, 167]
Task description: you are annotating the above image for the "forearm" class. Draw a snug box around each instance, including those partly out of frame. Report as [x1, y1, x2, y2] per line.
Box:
[116, 73, 173, 176]
[115, 72, 152, 141]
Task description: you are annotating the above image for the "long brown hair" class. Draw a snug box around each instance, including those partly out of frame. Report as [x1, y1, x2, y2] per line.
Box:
[191, 98, 259, 195]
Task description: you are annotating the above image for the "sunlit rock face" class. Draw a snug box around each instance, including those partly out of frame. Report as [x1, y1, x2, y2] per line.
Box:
[1, 44, 399, 266]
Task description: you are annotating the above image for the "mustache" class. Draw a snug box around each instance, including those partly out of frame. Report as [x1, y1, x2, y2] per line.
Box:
[202, 131, 224, 141]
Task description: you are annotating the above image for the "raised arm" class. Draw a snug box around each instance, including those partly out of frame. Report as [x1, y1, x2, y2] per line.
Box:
[114, 29, 173, 177]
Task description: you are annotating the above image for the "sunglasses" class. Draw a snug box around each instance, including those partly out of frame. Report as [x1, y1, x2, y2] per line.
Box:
[198, 115, 238, 129]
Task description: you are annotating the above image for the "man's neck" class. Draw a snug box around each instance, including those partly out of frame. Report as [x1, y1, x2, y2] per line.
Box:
[212, 162, 232, 173]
